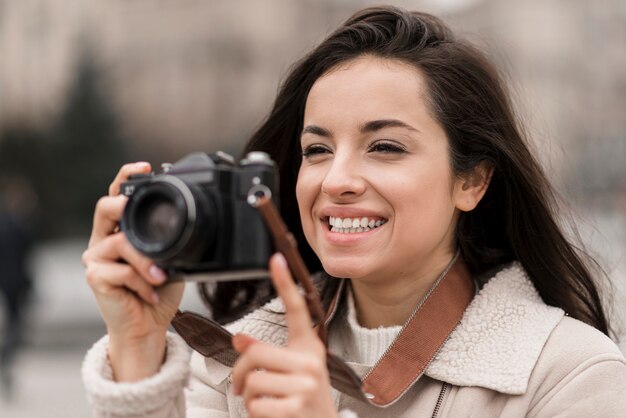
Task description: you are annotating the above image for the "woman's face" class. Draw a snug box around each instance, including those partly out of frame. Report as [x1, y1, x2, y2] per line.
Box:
[296, 56, 472, 284]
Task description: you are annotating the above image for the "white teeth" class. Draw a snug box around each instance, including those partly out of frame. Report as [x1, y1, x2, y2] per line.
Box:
[327, 216, 387, 234]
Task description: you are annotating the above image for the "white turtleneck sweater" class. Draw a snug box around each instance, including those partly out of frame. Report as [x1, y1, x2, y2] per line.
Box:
[329, 288, 402, 366]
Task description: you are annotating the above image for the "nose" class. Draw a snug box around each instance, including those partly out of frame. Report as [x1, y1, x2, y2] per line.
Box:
[321, 154, 366, 200]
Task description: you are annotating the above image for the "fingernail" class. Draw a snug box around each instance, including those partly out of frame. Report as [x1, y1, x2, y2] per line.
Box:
[135, 161, 150, 168]
[273, 253, 287, 268]
[152, 291, 160, 304]
[232, 334, 243, 351]
[149, 265, 167, 284]
[232, 334, 255, 353]
[231, 383, 240, 396]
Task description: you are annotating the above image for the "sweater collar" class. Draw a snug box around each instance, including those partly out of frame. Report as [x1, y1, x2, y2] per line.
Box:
[325, 262, 565, 396]
[186, 260, 564, 400]
[426, 262, 564, 395]
[321, 253, 476, 406]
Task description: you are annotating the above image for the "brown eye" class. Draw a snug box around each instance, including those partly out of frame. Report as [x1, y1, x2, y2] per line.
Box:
[302, 145, 331, 158]
[368, 141, 406, 154]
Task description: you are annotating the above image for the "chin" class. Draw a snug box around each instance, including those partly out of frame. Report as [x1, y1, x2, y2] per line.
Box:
[320, 258, 370, 280]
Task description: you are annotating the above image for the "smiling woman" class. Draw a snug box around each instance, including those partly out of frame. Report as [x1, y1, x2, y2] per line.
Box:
[296, 57, 480, 327]
[81, 5, 626, 418]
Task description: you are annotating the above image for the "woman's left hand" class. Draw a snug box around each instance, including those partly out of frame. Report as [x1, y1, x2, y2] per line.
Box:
[231, 253, 338, 418]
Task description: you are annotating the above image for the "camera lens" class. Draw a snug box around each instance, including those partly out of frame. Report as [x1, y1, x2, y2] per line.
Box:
[122, 176, 216, 263]
[135, 194, 181, 244]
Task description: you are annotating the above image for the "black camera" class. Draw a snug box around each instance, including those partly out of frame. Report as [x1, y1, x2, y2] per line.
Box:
[120, 151, 277, 281]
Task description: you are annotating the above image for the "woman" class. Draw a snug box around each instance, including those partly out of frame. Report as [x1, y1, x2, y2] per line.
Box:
[81, 6, 626, 417]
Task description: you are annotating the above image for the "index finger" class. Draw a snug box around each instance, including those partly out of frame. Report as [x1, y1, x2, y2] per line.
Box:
[269, 253, 316, 344]
[88, 194, 128, 246]
[108, 162, 151, 196]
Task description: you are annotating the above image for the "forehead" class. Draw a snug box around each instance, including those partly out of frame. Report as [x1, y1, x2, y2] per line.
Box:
[304, 55, 432, 124]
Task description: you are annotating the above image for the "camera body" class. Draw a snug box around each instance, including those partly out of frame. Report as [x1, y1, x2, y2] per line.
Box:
[120, 151, 277, 279]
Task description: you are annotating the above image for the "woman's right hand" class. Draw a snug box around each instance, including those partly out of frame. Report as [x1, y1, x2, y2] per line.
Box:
[82, 162, 185, 382]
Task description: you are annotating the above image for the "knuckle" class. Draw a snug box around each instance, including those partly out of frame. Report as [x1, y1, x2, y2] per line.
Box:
[231, 361, 243, 385]
[119, 264, 136, 282]
[246, 399, 261, 417]
[246, 371, 262, 389]
[300, 376, 317, 395]
[116, 164, 133, 180]
[290, 294, 308, 313]
[111, 231, 128, 246]
[245, 344, 262, 361]
[136, 256, 153, 273]
[301, 356, 319, 372]
[303, 356, 325, 379]
[286, 398, 303, 417]
[95, 196, 109, 212]
[84, 264, 97, 285]
[242, 369, 255, 390]
[85, 264, 106, 293]
[81, 249, 91, 267]
[240, 349, 255, 363]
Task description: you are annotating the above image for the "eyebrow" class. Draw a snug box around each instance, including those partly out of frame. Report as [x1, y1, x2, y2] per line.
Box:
[301, 125, 331, 137]
[360, 119, 420, 133]
[301, 119, 419, 137]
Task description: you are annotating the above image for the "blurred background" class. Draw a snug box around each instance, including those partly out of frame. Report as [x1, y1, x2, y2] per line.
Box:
[0, 0, 624, 416]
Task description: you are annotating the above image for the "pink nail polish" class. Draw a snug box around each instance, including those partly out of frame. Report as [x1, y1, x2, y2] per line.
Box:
[149, 265, 167, 283]
[274, 253, 287, 268]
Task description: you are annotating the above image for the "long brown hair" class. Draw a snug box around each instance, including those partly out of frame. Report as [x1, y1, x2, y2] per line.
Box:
[203, 6, 610, 335]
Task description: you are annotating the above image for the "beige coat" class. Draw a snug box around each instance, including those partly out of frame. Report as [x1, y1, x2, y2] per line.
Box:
[83, 264, 626, 417]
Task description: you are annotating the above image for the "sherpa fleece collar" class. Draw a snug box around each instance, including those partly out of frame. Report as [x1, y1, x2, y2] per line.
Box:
[229, 263, 564, 396]
[425, 263, 564, 394]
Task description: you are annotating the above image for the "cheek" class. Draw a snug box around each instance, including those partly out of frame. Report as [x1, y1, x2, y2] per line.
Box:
[295, 169, 307, 210]
[295, 170, 317, 230]
[383, 173, 457, 235]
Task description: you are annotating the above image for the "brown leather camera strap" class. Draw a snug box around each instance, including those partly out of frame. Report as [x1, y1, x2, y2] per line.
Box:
[358, 254, 473, 406]
[254, 197, 328, 343]
[171, 197, 475, 407]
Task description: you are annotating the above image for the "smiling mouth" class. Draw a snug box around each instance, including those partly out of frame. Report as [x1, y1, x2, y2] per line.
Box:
[327, 216, 387, 234]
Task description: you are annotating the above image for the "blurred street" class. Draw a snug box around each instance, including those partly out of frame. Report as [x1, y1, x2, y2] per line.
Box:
[0, 239, 205, 418]
[0, 339, 96, 417]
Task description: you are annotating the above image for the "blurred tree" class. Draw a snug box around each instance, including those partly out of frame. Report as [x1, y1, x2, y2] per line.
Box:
[0, 49, 132, 239]
[0, 126, 46, 237]
[47, 50, 131, 237]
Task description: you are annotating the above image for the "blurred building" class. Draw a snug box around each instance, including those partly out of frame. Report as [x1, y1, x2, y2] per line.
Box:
[1, 0, 622, 177]
[0, 0, 624, 310]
